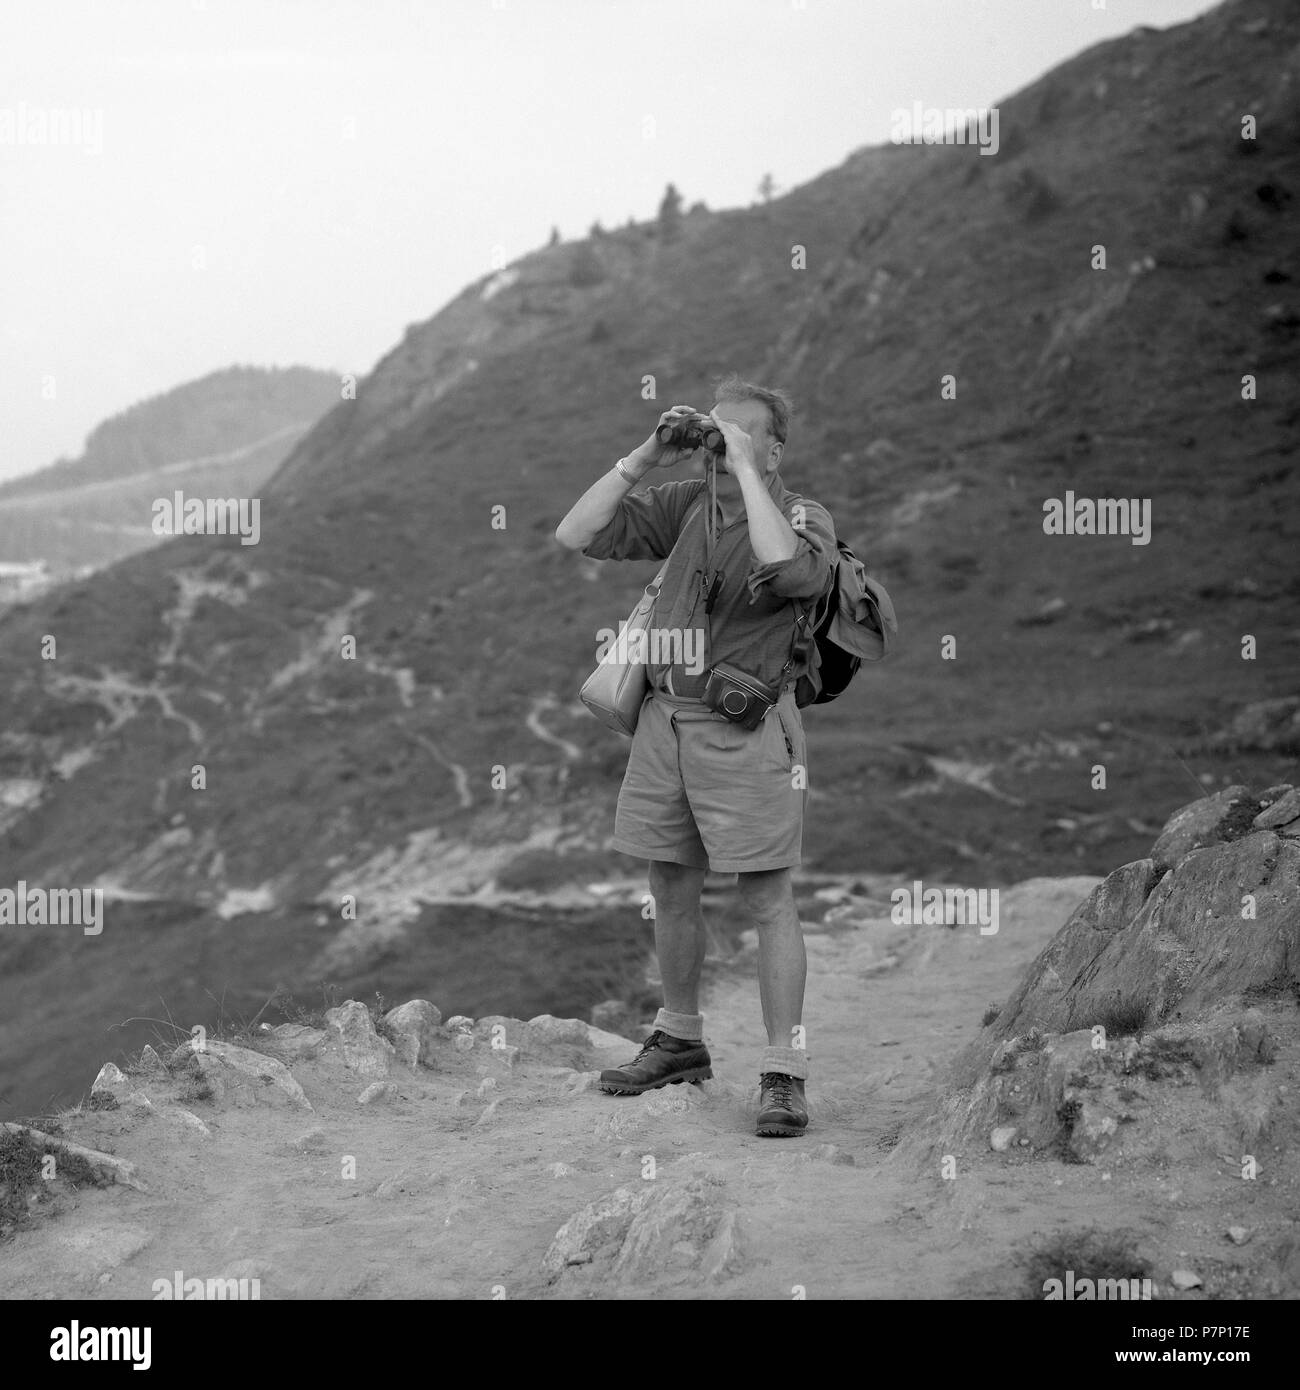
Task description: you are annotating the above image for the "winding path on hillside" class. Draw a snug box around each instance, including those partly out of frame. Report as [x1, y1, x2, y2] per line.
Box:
[526, 694, 583, 763]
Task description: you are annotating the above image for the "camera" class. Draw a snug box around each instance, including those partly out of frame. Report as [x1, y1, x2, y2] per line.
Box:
[702, 661, 779, 730]
[656, 413, 725, 455]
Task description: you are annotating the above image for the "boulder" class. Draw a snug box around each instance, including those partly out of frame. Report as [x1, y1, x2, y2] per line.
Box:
[90, 1063, 133, 1110]
[90, 1061, 130, 1106]
[472, 1014, 518, 1050]
[1253, 786, 1299, 830]
[543, 1187, 640, 1276]
[266, 1024, 328, 1061]
[160, 1105, 211, 1137]
[1148, 785, 1257, 871]
[527, 1015, 592, 1047]
[957, 831, 1299, 1088]
[616, 1179, 739, 1282]
[324, 1001, 395, 1079]
[931, 1007, 1283, 1165]
[357, 1081, 397, 1106]
[543, 1176, 739, 1284]
[383, 1000, 442, 1068]
[955, 858, 1161, 1079]
[464, 1013, 632, 1068]
[1059, 835, 1299, 1028]
[177, 1040, 312, 1111]
[527, 1014, 639, 1065]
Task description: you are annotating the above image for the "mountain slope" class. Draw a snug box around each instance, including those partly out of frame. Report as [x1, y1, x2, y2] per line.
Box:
[0, 0, 1297, 1114]
[0, 366, 338, 575]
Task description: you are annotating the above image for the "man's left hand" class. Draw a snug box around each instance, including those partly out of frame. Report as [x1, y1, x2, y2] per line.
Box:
[709, 412, 758, 475]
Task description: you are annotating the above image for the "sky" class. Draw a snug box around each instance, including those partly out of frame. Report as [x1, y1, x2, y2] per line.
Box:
[0, 0, 1219, 484]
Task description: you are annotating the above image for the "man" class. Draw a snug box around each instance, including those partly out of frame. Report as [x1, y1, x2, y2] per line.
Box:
[555, 375, 837, 1136]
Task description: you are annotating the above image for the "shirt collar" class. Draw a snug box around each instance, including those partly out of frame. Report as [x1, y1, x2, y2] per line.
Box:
[705, 468, 785, 529]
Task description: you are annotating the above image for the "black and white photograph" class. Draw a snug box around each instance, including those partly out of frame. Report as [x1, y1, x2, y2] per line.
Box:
[1, 0, 1297, 1344]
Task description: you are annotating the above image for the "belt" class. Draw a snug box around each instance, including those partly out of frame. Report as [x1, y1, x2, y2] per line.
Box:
[650, 687, 709, 709]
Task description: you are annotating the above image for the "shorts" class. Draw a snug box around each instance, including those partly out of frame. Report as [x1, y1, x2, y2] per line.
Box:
[610, 687, 808, 874]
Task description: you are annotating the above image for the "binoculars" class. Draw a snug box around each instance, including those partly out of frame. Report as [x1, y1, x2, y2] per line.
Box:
[656, 413, 725, 455]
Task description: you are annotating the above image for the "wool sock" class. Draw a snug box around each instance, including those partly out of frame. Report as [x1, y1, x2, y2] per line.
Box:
[653, 1007, 704, 1041]
[760, 1044, 808, 1081]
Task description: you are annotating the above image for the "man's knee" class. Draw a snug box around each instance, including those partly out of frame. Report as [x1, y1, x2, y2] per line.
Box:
[736, 867, 794, 920]
[648, 860, 705, 913]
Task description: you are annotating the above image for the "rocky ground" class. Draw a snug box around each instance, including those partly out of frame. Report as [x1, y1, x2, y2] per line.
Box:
[1, 785, 1296, 1300]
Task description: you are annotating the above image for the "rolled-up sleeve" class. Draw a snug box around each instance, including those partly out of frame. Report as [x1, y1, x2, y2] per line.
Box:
[747, 499, 837, 603]
[582, 481, 696, 562]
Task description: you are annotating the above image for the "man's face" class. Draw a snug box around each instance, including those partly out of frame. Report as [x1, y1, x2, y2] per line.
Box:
[694, 399, 779, 486]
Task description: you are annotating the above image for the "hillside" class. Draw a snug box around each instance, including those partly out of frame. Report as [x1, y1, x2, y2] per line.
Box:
[0, 366, 338, 576]
[0, 0, 1298, 1117]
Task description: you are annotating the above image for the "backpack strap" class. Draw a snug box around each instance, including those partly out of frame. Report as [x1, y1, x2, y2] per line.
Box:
[776, 603, 815, 696]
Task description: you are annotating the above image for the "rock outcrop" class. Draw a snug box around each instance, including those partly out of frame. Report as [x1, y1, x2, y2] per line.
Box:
[931, 786, 1300, 1168]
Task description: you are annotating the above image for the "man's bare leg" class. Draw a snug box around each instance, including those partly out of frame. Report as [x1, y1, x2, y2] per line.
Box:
[598, 860, 712, 1094]
[738, 866, 809, 1135]
[736, 867, 806, 1046]
[649, 860, 708, 1017]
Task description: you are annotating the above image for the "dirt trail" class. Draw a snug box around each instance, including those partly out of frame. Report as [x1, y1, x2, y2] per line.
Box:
[4, 871, 1290, 1300]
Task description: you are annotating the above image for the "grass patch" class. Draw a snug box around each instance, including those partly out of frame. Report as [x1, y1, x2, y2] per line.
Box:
[1019, 1227, 1152, 1300]
[0, 1127, 106, 1244]
[1083, 996, 1151, 1039]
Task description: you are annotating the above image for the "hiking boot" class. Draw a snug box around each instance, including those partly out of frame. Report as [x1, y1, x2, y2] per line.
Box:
[598, 1030, 712, 1095]
[756, 1072, 808, 1137]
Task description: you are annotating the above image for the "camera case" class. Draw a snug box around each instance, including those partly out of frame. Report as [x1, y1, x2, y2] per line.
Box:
[702, 661, 778, 730]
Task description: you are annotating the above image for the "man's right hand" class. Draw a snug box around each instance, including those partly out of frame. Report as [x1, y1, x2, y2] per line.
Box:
[555, 406, 702, 550]
[627, 405, 702, 474]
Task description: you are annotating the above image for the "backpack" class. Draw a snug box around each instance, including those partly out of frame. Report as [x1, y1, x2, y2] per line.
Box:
[792, 541, 897, 708]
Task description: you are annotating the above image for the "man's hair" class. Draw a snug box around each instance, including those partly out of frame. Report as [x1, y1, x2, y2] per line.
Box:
[712, 373, 793, 445]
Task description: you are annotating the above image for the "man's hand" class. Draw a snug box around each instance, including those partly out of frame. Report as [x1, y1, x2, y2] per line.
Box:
[709, 412, 758, 476]
[627, 405, 702, 474]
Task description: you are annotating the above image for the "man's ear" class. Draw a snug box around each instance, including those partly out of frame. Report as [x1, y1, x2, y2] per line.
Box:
[767, 439, 783, 472]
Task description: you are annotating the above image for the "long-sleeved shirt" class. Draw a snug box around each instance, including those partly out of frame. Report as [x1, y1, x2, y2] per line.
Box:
[582, 471, 837, 699]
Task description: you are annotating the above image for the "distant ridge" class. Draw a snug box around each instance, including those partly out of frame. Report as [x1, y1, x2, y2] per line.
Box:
[0, 365, 338, 575]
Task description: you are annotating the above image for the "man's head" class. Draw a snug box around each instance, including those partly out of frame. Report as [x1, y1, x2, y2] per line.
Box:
[709, 374, 792, 484]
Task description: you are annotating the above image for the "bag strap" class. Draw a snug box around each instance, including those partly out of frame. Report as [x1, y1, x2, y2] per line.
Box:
[646, 492, 707, 607]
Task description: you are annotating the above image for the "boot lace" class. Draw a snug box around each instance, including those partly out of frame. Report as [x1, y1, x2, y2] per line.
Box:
[761, 1072, 796, 1109]
[631, 1030, 667, 1064]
